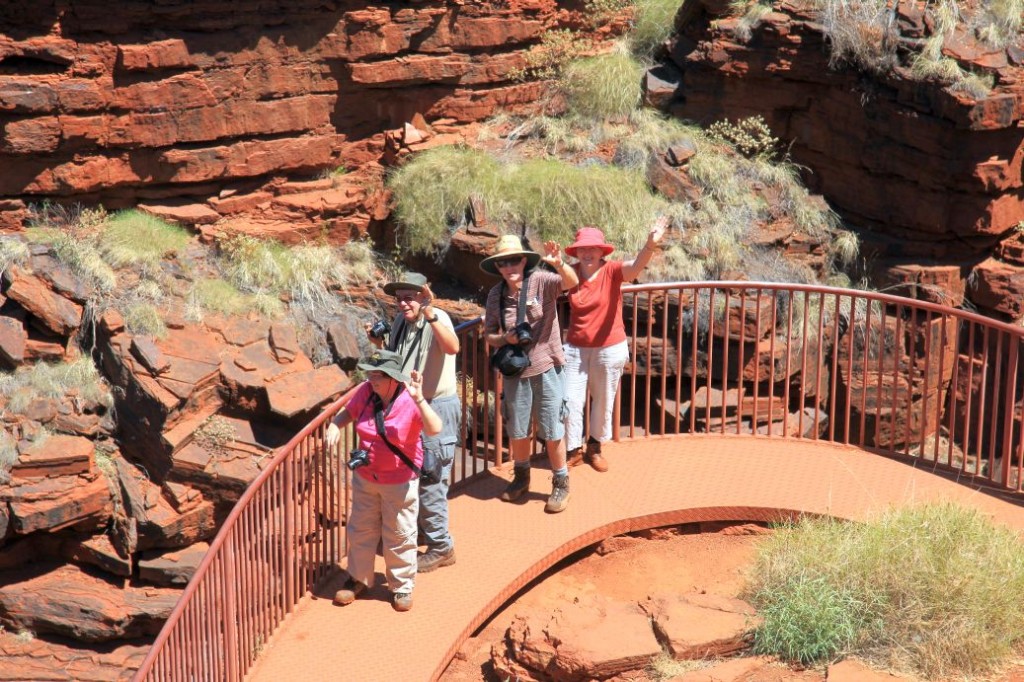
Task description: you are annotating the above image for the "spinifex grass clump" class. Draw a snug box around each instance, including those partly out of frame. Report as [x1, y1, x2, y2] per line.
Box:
[0, 357, 113, 414]
[630, 0, 684, 59]
[560, 50, 643, 119]
[98, 210, 190, 269]
[389, 147, 661, 256]
[746, 503, 1024, 678]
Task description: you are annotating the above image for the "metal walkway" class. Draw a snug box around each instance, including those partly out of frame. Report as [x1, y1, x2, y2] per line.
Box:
[246, 436, 1024, 682]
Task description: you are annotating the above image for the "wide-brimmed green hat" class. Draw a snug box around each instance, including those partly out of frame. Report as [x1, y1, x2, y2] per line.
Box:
[382, 272, 429, 296]
[356, 349, 410, 383]
[479, 235, 541, 276]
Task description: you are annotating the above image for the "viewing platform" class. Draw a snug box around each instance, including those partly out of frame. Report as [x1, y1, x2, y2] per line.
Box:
[247, 436, 1024, 682]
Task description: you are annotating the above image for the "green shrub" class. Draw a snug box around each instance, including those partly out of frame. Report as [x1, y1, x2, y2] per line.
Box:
[191, 278, 257, 317]
[122, 302, 167, 338]
[753, 572, 863, 664]
[813, 0, 899, 73]
[0, 429, 16, 485]
[747, 504, 1024, 678]
[510, 29, 593, 81]
[218, 235, 369, 326]
[504, 158, 657, 249]
[732, 0, 773, 42]
[560, 49, 643, 120]
[389, 146, 504, 256]
[0, 236, 30, 277]
[630, 0, 683, 59]
[98, 210, 190, 268]
[0, 358, 113, 413]
[706, 115, 780, 159]
[25, 226, 117, 293]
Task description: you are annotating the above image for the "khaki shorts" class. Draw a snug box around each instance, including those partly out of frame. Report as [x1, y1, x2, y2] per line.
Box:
[502, 365, 566, 441]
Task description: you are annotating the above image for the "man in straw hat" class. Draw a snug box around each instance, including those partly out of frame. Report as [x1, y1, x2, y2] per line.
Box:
[481, 235, 578, 513]
[368, 272, 461, 573]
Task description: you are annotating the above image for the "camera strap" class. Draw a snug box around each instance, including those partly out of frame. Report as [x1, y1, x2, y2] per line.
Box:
[497, 272, 531, 333]
[371, 388, 421, 476]
[388, 316, 426, 374]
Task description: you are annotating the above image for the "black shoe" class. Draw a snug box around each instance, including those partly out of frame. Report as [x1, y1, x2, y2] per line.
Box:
[545, 473, 570, 513]
[500, 467, 531, 502]
[418, 547, 456, 573]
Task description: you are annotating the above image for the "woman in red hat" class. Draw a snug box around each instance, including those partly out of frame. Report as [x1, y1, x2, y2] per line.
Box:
[563, 217, 668, 471]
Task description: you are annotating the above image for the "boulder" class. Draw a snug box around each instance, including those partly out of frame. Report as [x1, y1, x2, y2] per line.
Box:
[138, 541, 209, 586]
[266, 365, 351, 418]
[643, 592, 759, 659]
[12, 434, 94, 478]
[0, 562, 178, 643]
[4, 473, 112, 535]
[5, 271, 83, 336]
[0, 630, 148, 682]
[493, 596, 662, 681]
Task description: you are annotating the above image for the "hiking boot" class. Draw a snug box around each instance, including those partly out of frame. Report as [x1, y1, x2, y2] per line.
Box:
[333, 578, 367, 606]
[392, 592, 413, 612]
[545, 473, 570, 514]
[566, 447, 584, 467]
[500, 466, 531, 502]
[418, 547, 456, 573]
[584, 440, 608, 473]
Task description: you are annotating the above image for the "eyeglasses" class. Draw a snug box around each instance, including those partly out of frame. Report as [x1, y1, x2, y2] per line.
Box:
[495, 257, 523, 268]
[366, 371, 387, 380]
[395, 295, 418, 303]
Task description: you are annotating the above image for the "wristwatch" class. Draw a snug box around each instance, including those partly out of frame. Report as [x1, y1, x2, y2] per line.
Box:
[424, 315, 439, 323]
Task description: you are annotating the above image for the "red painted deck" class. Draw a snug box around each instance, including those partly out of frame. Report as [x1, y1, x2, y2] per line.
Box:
[246, 436, 1024, 682]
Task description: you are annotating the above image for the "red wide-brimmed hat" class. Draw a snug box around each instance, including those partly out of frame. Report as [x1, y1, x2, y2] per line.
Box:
[565, 227, 614, 257]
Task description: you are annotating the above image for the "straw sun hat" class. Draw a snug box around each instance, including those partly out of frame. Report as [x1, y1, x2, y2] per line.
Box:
[479, 235, 541, 275]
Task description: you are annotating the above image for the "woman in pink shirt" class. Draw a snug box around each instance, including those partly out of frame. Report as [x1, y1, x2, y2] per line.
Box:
[325, 349, 441, 612]
[563, 217, 668, 471]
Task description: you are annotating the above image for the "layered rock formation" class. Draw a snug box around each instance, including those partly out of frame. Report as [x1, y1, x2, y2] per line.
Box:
[648, 0, 1024, 321]
[0, 0, 571, 237]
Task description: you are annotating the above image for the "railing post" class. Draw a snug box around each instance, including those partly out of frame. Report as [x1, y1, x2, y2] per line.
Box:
[224, 539, 239, 681]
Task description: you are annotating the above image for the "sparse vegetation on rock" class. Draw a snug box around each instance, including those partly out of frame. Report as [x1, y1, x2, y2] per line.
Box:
[746, 503, 1024, 678]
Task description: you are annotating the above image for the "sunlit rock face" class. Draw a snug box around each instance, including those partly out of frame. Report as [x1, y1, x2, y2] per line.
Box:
[651, 0, 1024, 321]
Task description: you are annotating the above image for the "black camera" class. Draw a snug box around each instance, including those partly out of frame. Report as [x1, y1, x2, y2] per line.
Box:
[368, 319, 391, 340]
[347, 448, 371, 470]
[513, 321, 533, 346]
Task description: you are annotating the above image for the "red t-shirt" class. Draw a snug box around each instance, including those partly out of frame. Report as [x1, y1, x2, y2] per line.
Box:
[566, 260, 626, 348]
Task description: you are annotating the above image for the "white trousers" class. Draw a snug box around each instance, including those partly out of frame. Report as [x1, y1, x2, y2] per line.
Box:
[563, 340, 629, 452]
[346, 474, 418, 594]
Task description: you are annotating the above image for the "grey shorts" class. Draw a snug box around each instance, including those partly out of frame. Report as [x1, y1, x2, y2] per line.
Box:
[502, 365, 566, 441]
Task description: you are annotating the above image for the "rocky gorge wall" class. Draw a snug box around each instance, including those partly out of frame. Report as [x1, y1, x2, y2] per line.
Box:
[646, 0, 1024, 322]
[0, 0, 570, 239]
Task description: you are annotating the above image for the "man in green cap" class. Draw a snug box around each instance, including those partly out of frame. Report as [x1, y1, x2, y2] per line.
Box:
[368, 272, 461, 572]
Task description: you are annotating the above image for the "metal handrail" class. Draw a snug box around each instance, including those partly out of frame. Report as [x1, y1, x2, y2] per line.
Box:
[134, 281, 1024, 680]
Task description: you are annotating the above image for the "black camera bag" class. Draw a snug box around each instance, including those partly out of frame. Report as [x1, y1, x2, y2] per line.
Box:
[490, 274, 532, 378]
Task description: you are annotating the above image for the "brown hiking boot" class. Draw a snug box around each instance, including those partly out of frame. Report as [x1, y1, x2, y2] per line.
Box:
[566, 447, 584, 467]
[333, 578, 367, 606]
[418, 547, 456, 573]
[500, 466, 530, 502]
[585, 440, 608, 472]
[544, 473, 570, 513]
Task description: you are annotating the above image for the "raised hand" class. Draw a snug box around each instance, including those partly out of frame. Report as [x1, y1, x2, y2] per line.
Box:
[406, 369, 424, 403]
[541, 240, 564, 268]
[647, 216, 669, 249]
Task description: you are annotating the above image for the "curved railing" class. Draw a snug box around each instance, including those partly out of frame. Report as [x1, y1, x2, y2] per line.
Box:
[134, 282, 1024, 681]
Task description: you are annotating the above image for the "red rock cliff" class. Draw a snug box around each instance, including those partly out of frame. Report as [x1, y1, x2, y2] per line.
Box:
[650, 0, 1024, 321]
[0, 0, 568, 227]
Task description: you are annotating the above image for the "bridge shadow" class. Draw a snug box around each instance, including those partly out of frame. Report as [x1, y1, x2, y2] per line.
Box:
[249, 436, 1024, 682]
